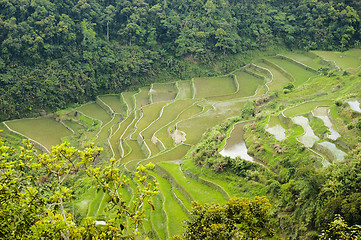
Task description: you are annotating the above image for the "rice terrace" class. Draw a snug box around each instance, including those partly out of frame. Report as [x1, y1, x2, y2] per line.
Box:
[3, 49, 361, 239]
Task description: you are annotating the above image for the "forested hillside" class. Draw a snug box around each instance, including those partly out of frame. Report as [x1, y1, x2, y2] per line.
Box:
[0, 0, 360, 120]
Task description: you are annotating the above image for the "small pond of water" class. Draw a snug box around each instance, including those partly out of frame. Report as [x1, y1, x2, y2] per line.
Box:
[348, 100, 361, 113]
[319, 141, 346, 162]
[266, 125, 286, 141]
[292, 116, 319, 148]
[312, 107, 340, 140]
[219, 123, 254, 161]
[265, 116, 286, 141]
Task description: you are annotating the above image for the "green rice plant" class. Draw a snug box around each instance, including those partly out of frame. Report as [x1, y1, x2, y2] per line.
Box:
[151, 82, 177, 103]
[109, 112, 135, 160]
[155, 103, 203, 149]
[77, 102, 112, 124]
[172, 187, 192, 210]
[122, 91, 136, 112]
[120, 139, 146, 165]
[266, 56, 317, 86]
[158, 162, 226, 205]
[176, 80, 193, 100]
[254, 60, 291, 92]
[281, 52, 325, 70]
[132, 101, 169, 139]
[312, 50, 361, 71]
[5, 118, 72, 150]
[99, 94, 127, 114]
[151, 172, 188, 237]
[135, 87, 151, 108]
[95, 115, 119, 144]
[62, 120, 85, 133]
[208, 71, 265, 101]
[194, 76, 236, 99]
[142, 100, 196, 140]
[283, 100, 333, 117]
[149, 194, 167, 239]
[146, 139, 160, 156]
[140, 144, 190, 167]
[178, 101, 244, 145]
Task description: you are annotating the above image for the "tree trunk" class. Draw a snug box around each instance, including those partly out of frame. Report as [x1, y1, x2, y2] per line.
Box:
[107, 21, 109, 41]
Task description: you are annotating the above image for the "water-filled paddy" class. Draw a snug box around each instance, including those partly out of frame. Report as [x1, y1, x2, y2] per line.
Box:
[265, 116, 287, 141]
[348, 100, 361, 113]
[291, 116, 319, 148]
[312, 106, 340, 140]
[319, 141, 346, 162]
[219, 123, 254, 161]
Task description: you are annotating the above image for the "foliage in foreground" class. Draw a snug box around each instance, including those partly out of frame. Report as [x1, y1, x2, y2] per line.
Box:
[0, 138, 158, 239]
[174, 196, 275, 240]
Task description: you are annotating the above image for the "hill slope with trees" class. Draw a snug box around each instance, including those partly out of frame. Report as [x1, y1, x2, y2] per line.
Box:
[0, 0, 360, 120]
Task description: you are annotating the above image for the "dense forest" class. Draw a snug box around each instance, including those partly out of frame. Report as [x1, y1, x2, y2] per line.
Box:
[0, 0, 361, 120]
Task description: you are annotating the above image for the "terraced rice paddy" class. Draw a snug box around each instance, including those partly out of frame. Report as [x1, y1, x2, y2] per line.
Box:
[5, 117, 72, 150]
[280, 52, 324, 70]
[99, 94, 127, 114]
[265, 116, 287, 141]
[5, 50, 360, 239]
[194, 76, 236, 98]
[266, 56, 317, 86]
[151, 83, 177, 103]
[219, 122, 254, 161]
[283, 100, 333, 117]
[77, 102, 112, 124]
[312, 49, 361, 72]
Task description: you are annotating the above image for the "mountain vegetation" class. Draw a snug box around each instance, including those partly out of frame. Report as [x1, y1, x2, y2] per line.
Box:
[0, 0, 360, 120]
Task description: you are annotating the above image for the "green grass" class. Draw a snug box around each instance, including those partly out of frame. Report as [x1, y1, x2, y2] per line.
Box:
[99, 95, 127, 114]
[194, 76, 236, 99]
[266, 56, 317, 86]
[158, 162, 226, 205]
[6, 118, 72, 150]
[151, 172, 188, 237]
[149, 194, 167, 239]
[122, 91, 136, 112]
[172, 187, 192, 210]
[254, 60, 291, 92]
[76, 102, 112, 124]
[151, 82, 177, 103]
[176, 80, 193, 100]
[181, 158, 239, 198]
[283, 100, 333, 117]
[135, 87, 151, 108]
